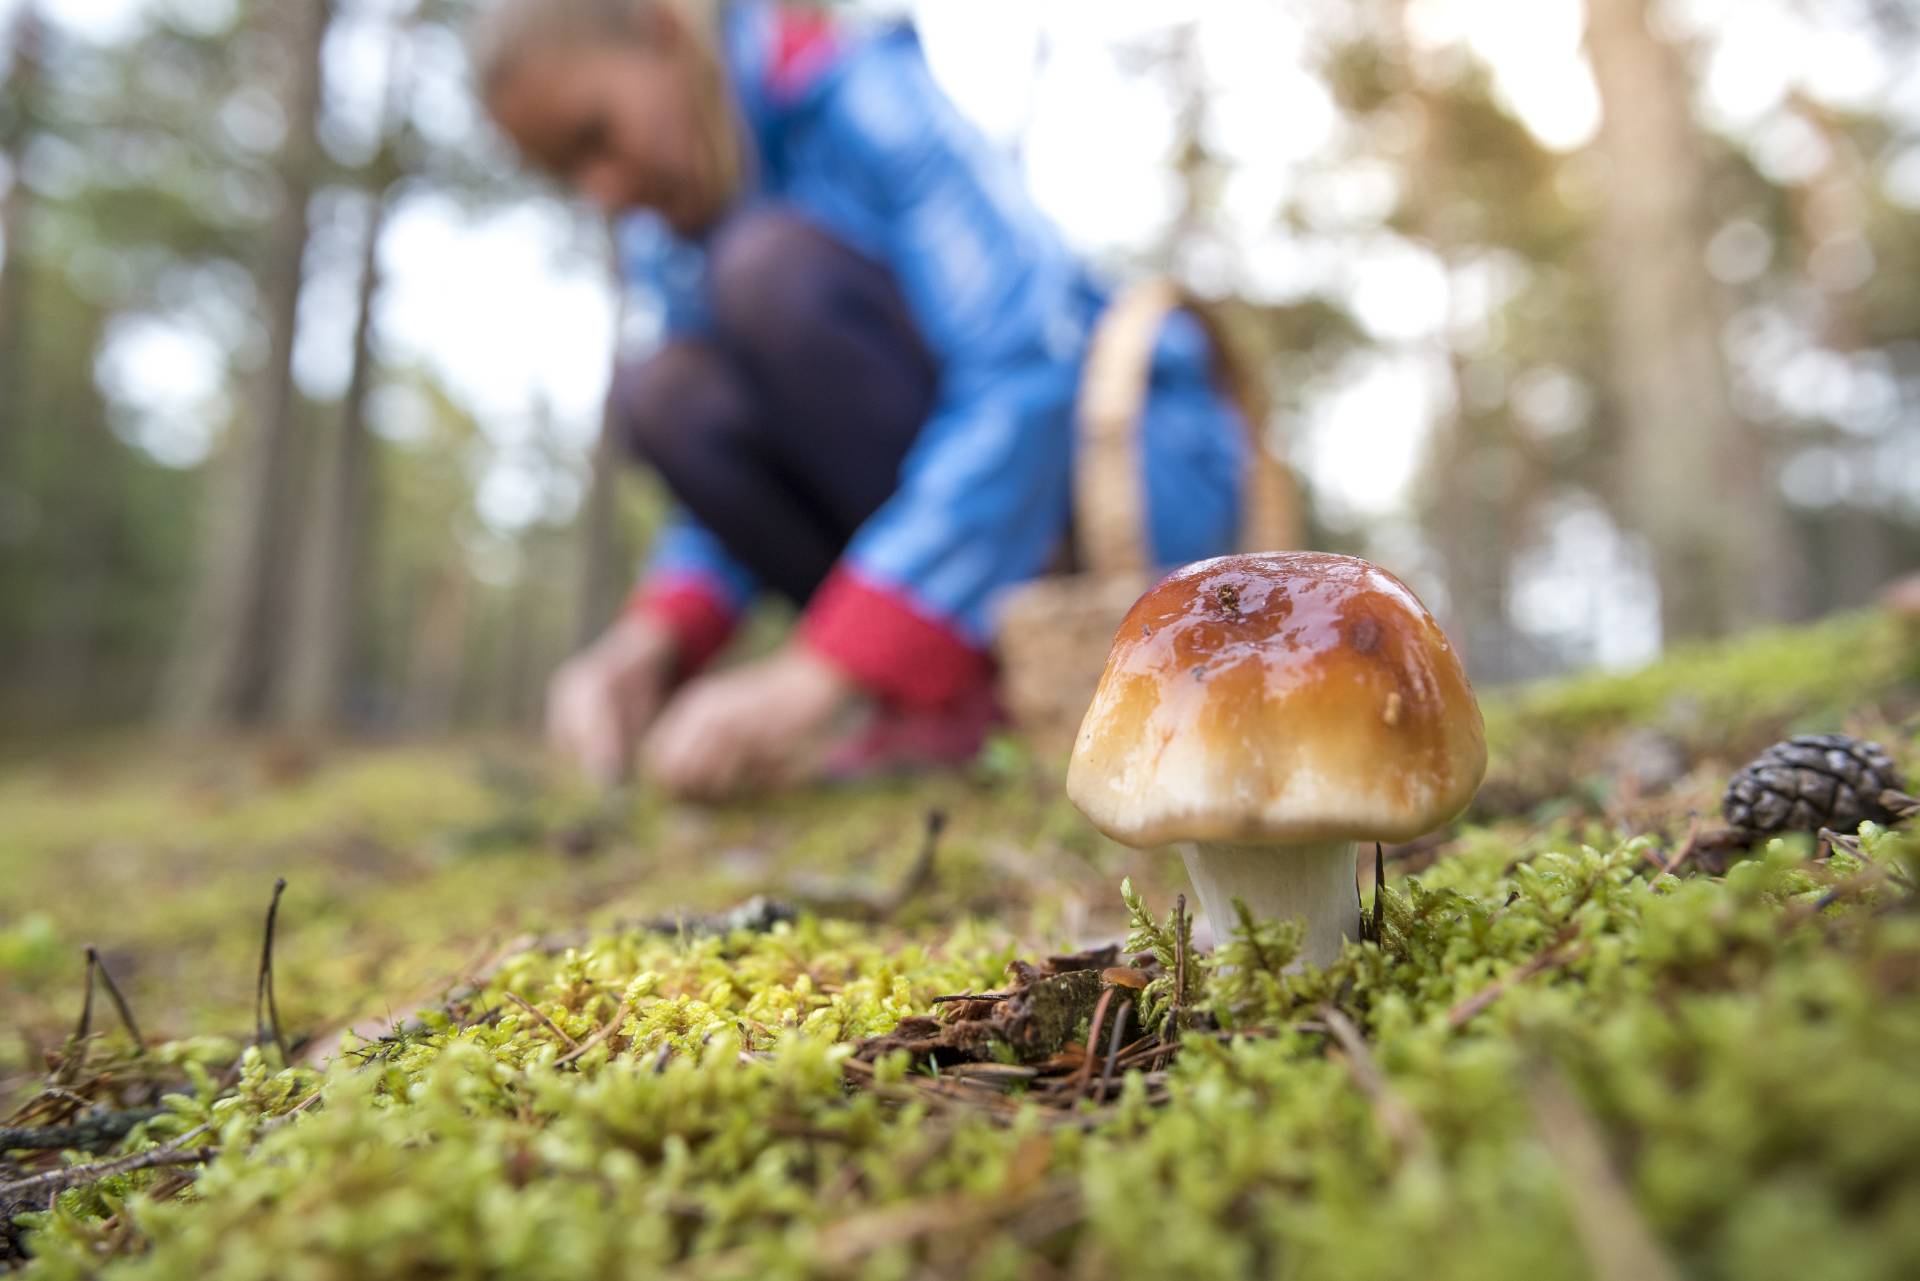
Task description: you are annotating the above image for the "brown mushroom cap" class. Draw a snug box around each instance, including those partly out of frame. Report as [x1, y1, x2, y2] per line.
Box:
[1066, 552, 1487, 847]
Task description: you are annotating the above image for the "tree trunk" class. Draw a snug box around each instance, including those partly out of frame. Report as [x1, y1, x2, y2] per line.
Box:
[501, 562, 541, 727]
[280, 184, 387, 729]
[1395, 5, 1529, 681]
[573, 247, 631, 654]
[573, 404, 627, 652]
[1358, 0, 1546, 681]
[280, 15, 416, 730]
[164, 0, 332, 728]
[1786, 95, 1893, 612]
[0, 4, 44, 452]
[1584, 0, 1802, 641]
[401, 565, 471, 732]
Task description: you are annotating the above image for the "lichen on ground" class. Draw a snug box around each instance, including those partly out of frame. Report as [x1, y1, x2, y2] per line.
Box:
[2, 609, 1918, 1279]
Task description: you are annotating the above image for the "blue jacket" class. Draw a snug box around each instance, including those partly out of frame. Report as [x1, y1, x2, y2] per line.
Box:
[620, 2, 1246, 705]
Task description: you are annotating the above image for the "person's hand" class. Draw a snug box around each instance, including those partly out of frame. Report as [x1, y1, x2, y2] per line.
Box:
[546, 614, 679, 786]
[642, 643, 857, 799]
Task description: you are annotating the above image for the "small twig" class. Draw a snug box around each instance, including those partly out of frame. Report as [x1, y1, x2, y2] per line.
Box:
[553, 998, 632, 1067]
[85, 946, 146, 1055]
[1882, 788, 1918, 822]
[502, 993, 581, 1053]
[73, 950, 98, 1047]
[254, 879, 291, 1064]
[1070, 988, 1117, 1103]
[284, 1091, 324, 1118]
[881, 809, 947, 915]
[0, 1109, 165, 1154]
[1446, 935, 1586, 1030]
[928, 992, 1011, 1005]
[41, 1087, 96, 1115]
[1526, 1061, 1681, 1281]
[0, 1125, 213, 1202]
[254, 1091, 326, 1137]
[1171, 894, 1189, 1037]
[1318, 1004, 1427, 1160]
[1372, 842, 1386, 943]
[1782, 864, 1894, 927]
[1661, 817, 1702, 877]
[1098, 994, 1131, 1102]
[1111, 1040, 1164, 1071]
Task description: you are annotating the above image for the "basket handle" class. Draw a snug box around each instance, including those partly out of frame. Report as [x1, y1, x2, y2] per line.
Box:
[1071, 278, 1300, 577]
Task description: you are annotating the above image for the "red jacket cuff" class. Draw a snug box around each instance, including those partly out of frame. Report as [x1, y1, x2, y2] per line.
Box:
[627, 574, 739, 677]
[799, 568, 993, 708]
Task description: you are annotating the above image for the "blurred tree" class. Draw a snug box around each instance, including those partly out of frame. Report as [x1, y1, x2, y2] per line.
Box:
[282, 6, 420, 730]
[1394, 3, 1546, 680]
[0, 10, 207, 730]
[0, 2, 45, 451]
[5, 0, 1917, 743]
[165, 0, 334, 728]
[1308, 2, 1595, 679]
[571, 240, 632, 654]
[1585, 0, 1804, 640]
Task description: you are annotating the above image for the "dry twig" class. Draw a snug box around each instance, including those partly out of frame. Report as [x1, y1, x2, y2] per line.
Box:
[880, 809, 947, 916]
[1171, 894, 1189, 1036]
[0, 1110, 165, 1154]
[502, 993, 581, 1053]
[1097, 1001, 1132, 1103]
[1526, 1062, 1681, 1281]
[554, 998, 632, 1067]
[83, 947, 146, 1056]
[0, 1125, 213, 1204]
[254, 879, 291, 1063]
[1445, 936, 1587, 1029]
[1318, 1005, 1427, 1160]
[1661, 817, 1703, 876]
[1069, 988, 1118, 1103]
[1371, 843, 1386, 942]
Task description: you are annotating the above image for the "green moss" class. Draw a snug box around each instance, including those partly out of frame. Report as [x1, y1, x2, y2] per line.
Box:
[5, 617, 1920, 1278]
[1486, 610, 1917, 746]
[1478, 609, 1918, 812]
[13, 829, 1919, 1280]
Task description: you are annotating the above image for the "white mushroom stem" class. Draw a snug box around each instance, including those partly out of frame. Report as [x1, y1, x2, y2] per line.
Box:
[1179, 840, 1359, 969]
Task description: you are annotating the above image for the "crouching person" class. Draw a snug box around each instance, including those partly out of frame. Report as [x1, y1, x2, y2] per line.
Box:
[475, 0, 1253, 796]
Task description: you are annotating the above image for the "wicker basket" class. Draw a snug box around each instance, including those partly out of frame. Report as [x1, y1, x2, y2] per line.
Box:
[995, 279, 1301, 749]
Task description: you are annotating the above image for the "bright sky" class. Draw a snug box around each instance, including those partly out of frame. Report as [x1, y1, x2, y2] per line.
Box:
[10, 0, 1915, 670]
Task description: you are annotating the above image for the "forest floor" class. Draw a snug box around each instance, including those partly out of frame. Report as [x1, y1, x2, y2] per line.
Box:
[2, 608, 1917, 1279]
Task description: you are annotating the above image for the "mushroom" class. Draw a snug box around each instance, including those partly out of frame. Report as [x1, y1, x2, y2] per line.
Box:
[1065, 552, 1487, 968]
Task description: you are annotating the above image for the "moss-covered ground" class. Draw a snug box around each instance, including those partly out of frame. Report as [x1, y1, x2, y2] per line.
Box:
[2, 609, 1918, 1279]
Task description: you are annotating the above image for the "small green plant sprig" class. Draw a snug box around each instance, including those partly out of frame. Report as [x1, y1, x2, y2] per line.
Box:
[1120, 877, 1203, 1037]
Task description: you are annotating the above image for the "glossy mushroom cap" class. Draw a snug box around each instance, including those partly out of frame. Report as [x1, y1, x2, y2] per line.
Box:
[1066, 552, 1487, 848]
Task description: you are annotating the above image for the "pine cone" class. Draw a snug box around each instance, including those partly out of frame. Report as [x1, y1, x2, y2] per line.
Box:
[1721, 734, 1906, 837]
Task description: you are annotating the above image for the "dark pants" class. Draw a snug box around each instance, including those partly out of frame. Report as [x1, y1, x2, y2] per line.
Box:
[616, 210, 939, 605]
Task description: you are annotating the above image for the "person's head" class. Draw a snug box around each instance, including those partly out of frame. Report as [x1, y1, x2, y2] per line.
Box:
[472, 0, 742, 233]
